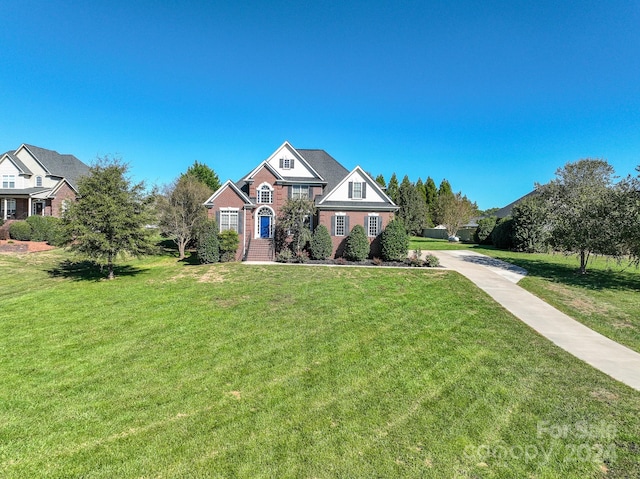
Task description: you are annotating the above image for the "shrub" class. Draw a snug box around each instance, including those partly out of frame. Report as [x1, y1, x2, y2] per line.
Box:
[9, 221, 32, 241]
[26, 216, 49, 241]
[380, 219, 409, 261]
[275, 249, 293, 263]
[492, 217, 514, 250]
[512, 197, 550, 253]
[405, 250, 424, 267]
[294, 250, 309, 263]
[344, 224, 370, 261]
[309, 224, 333, 260]
[197, 220, 220, 264]
[218, 230, 239, 262]
[45, 218, 69, 246]
[474, 216, 497, 244]
[424, 254, 440, 267]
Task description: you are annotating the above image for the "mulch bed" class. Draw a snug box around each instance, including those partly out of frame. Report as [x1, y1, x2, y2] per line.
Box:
[0, 240, 57, 253]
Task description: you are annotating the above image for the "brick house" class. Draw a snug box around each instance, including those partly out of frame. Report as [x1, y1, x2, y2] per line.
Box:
[0, 144, 89, 220]
[204, 141, 398, 260]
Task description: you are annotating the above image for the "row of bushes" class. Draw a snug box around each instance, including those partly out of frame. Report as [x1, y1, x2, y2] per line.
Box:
[276, 219, 411, 263]
[6, 217, 67, 246]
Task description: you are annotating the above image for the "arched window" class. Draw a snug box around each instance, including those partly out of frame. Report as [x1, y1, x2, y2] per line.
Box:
[257, 183, 273, 204]
[36, 176, 43, 187]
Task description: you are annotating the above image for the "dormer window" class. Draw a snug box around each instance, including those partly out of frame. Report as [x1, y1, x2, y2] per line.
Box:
[280, 158, 295, 169]
[257, 183, 273, 204]
[36, 176, 43, 187]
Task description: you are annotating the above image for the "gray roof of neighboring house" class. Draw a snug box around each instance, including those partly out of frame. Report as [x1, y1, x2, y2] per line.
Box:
[494, 190, 538, 218]
[297, 149, 349, 195]
[2, 151, 33, 175]
[23, 144, 90, 189]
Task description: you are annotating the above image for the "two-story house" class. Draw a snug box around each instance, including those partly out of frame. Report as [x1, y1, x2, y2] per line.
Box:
[0, 144, 90, 220]
[204, 141, 398, 260]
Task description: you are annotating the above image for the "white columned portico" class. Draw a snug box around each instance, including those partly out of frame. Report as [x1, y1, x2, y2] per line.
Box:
[27, 197, 32, 217]
[2, 198, 6, 220]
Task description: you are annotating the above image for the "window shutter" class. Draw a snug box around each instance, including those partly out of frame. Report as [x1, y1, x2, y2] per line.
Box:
[215, 211, 220, 228]
[377, 216, 382, 234]
[348, 182, 353, 199]
[279, 158, 283, 168]
[362, 182, 367, 199]
[291, 159, 295, 168]
[331, 216, 336, 236]
[345, 216, 350, 233]
[238, 211, 243, 234]
[308, 186, 313, 199]
[288, 185, 292, 199]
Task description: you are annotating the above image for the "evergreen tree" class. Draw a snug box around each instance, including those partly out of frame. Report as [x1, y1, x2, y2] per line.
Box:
[397, 175, 427, 235]
[344, 224, 370, 261]
[63, 157, 155, 280]
[415, 178, 426, 202]
[387, 173, 399, 204]
[380, 219, 409, 261]
[309, 224, 333, 260]
[425, 176, 438, 226]
[197, 219, 220, 264]
[375, 174, 387, 189]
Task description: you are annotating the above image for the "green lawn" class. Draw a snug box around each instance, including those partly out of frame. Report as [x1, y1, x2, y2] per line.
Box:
[412, 237, 640, 354]
[1, 249, 639, 478]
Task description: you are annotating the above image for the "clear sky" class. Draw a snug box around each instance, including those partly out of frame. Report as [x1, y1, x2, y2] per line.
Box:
[1, 0, 639, 209]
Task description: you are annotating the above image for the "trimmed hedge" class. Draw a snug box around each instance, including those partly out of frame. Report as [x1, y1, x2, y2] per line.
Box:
[218, 230, 239, 262]
[344, 224, 369, 261]
[380, 219, 409, 261]
[309, 225, 333, 260]
[197, 220, 220, 264]
[9, 221, 32, 241]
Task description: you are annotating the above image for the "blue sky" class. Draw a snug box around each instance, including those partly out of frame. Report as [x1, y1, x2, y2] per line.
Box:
[1, 0, 639, 209]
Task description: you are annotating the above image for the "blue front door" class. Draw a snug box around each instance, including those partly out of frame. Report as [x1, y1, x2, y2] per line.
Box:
[260, 216, 271, 238]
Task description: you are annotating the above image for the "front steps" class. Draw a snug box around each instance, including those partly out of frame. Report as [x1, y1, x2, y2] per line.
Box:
[244, 238, 274, 262]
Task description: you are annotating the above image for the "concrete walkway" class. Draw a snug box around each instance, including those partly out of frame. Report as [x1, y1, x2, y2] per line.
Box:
[429, 250, 640, 392]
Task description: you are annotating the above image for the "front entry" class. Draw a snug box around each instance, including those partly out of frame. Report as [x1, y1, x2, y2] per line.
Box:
[260, 215, 271, 238]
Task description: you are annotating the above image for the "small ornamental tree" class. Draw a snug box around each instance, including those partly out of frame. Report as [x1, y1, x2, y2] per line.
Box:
[436, 192, 477, 238]
[277, 198, 316, 255]
[309, 224, 333, 260]
[197, 219, 220, 264]
[63, 157, 156, 280]
[218, 230, 239, 262]
[344, 224, 370, 261]
[380, 219, 409, 261]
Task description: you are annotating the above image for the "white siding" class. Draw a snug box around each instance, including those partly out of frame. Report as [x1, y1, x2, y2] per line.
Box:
[266, 143, 316, 178]
[327, 171, 386, 203]
[14, 147, 55, 188]
[0, 158, 24, 188]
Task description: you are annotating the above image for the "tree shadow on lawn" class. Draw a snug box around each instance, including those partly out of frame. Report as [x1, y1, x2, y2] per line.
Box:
[482, 255, 640, 292]
[48, 260, 146, 281]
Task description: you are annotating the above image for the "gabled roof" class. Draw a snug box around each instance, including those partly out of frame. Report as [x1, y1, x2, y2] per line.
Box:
[317, 165, 397, 211]
[296, 149, 348, 193]
[494, 190, 538, 218]
[21, 144, 90, 189]
[1, 151, 33, 175]
[203, 179, 252, 207]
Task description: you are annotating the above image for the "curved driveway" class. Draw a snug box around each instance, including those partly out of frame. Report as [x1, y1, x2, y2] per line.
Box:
[429, 250, 640, 392]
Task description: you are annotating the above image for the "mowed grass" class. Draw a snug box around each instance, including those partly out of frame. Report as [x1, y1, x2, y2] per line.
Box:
[1, 250, 639, 478]
[411, 237, 640, 354]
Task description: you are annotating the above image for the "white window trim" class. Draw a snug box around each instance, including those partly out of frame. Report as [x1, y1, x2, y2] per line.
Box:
[352, 182, 363, 199]
[36, 176, 43, 187]
[367, 214, 380, 237]
[282, 158, 293, 169]
[257, 182, 273, 204]
[2, 174, 16, 189]
[291, 184, 309, 200]
[220, 208, 240, 232]
[335, 214, 346, 237]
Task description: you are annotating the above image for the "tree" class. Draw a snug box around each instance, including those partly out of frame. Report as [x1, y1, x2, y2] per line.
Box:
[438, 179, 453, 198]
[158, 175, 212, 260]
[309, 224, 333, 260]
[380, 219, 409, 261]
[63, 157, 155, 280]
[181, 161, 220, 192]
[618, 166, 640, 263]
[511, 195, 550, 253]
[397, 175, 427, 235]
[218, 230, 239, 262]
[539, 158, 620, 274]
[387, 173, 399, 204]
[344, 224, 370, 261]
[277, 198, 316, 255]
[375, 174, 386, 189]
[433, 179, 455, 225]
[415, 178, 426, 202]
[436, 192, 477, 238]
[424, 177, 438, 226]
[474, 216, 497, 245]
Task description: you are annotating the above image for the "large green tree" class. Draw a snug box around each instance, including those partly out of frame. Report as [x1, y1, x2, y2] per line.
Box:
[375, 174, 386, 189]
[63, 157, 155, 280]
[539, 158, 620, 274]
[181, 161, 220, 193]
[397, 175, 427, 235]
[158, 175, 212, 260]
[511, 195, 550, 253]
[424, 176, 438, 226]
[618, 166, 640, 263]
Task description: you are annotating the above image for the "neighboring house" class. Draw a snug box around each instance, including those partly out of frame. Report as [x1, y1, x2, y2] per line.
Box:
[204, 141, 398, 260]
[0, 144, 90, 220]
[494, 190, 538, 219]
